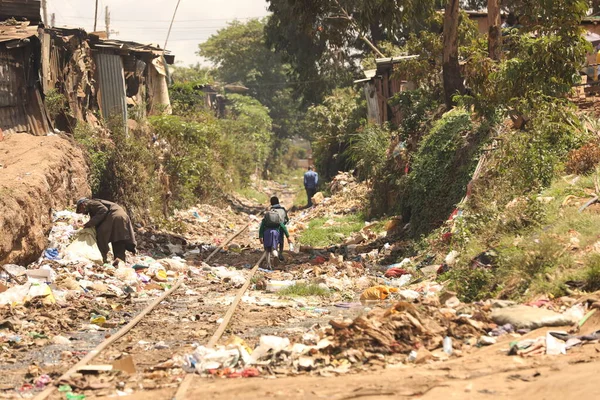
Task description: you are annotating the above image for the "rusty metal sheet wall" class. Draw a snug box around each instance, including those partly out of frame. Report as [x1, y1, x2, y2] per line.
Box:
[0, 47, 49, 135]
[95, 53, 127, 123]
[0, 48, 27, 133]
[0, 0, 41, 24]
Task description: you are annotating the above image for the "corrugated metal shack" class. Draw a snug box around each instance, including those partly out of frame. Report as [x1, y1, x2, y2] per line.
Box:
[0, 21, 50, 135]
[0, 1, 175, 135]
[354, 55, 418, 126]
[91, 39, 175, 123]
[40, 30, 175, 131]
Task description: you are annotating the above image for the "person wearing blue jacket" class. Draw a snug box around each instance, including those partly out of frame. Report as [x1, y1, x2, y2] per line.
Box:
[304, 166, 319, 207]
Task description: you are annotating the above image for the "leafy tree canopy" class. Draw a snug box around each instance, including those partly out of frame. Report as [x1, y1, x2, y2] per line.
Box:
[198, 18, 304, 140]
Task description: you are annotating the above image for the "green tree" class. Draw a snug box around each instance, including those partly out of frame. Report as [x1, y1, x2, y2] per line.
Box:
[462, 0, 590, 117]
[199, 18, 305, 174]
[171, 63, 214, 84]
[265, 0, 455, 104]
[306, 87, 365, 179]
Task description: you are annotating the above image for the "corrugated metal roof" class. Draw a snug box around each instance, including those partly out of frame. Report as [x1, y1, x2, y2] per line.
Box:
[0, 21, 37, 43]
[92, 38, 175, 64]
[364, 69, 377, 79]
[95, 53, 127, 124]
[376, 55, 419, 65]
[0, 0, 41, 24]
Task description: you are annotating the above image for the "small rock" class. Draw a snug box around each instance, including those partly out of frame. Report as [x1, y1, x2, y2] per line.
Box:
[52, 335, 71, 345]
[478, 336, 497, 346]
[415, 348, 435, 364]
[154, 341, 169, 349]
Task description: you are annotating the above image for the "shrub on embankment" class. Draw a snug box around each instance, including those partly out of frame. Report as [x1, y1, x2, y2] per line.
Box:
[74, 91, 274, 224]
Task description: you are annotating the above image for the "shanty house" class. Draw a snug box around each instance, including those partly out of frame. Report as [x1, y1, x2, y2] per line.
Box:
[0, 21, 50, 135]
[355, 55, 418, 126]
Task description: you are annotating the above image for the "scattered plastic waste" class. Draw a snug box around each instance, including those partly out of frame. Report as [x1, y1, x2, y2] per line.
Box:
[407, 350, 418, 362]
[34, 374, 52, 388]
[443, 336, 453, 355]
[90, 314, 106, 326]
[44, 248, 60, 260]
[266, 280, 295, 292]
[66, 393, 86, 400]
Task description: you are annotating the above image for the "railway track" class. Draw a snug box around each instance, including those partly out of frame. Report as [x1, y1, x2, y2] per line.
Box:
[33, 200, 295, 400]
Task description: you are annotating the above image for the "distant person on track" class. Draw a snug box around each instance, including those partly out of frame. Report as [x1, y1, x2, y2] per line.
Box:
[259, 205, 292, 269]
[269, 196, 289, 261]
[304, 166, 319, 207]
[76, 198, 137, 264]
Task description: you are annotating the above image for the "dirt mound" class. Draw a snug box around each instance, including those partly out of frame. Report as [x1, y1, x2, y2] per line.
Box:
[0, 133, 89, 265]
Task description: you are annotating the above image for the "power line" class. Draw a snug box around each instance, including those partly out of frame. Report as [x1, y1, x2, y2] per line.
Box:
[57, 15, 268, 22]
[164, 0, 183, 49]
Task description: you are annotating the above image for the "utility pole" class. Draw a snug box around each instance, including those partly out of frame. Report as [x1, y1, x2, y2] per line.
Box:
[41, 0, 48, 26]
[51, 13, 55, 27]
[93, 0, 99, 31]
[164, 0, 182, 50]
[105, 6, 111, 38]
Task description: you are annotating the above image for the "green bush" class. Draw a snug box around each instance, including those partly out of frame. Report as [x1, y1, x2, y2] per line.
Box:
[74, 124, 113, 196]
[444, 266, 498, 303]
[74, 119, 158, 221]
[307, 88, 365, 180]
[45, 88, 68, 121]
[149, 114, 223, 206]
[346, 123, 393, 181]
[408, 108, 486, 235]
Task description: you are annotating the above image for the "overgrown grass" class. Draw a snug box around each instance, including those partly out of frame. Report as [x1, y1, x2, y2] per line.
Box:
[278, 283, 331, 297]
[236, 187, 269, 205]
[444, 172, 600, 302]
[292, 188, 308, 209]
[299, 214, 365, 247]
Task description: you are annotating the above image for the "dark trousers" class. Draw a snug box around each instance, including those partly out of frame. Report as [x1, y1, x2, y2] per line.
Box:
[112, 240, 135, 263]
[306, 187, 317, 207]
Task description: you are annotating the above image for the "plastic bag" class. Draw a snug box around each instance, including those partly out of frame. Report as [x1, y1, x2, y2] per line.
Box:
[64, 228, 103, 264]
[249, 336, 290, 364]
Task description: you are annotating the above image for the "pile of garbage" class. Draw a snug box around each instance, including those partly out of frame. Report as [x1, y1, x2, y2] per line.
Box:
[295, 172, 369, 223]
[170, 204, 251, 246]
[173, 298, 489, 377]
[0, 210, 190, 342]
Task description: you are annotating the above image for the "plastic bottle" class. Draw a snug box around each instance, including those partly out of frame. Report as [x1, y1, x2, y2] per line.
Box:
[443, 336, 453, 355]
[407, 350, 418, 362]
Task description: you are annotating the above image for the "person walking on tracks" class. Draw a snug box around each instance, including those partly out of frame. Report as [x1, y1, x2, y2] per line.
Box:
[76, 198, 137, 264]
[304, 166, 319, 207]
[269, 196, 289, 261]
[259, 206, 292, 269]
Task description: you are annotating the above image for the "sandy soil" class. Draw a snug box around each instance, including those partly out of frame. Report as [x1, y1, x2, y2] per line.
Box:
[0, 133, 89, 265]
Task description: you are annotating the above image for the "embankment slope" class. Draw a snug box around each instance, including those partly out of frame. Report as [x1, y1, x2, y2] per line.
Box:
[0, 133, 89, 265]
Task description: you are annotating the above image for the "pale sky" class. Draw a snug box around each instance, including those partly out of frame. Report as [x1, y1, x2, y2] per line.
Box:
[47, 0, 271, 66]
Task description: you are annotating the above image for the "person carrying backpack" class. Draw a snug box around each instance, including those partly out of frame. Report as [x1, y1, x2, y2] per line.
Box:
[269, 196, 289, 261]
[259, 202, 292, 269]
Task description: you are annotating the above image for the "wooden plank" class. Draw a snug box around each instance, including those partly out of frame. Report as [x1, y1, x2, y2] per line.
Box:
[173, 374, 195, 400]
[207, 252, 266, 348]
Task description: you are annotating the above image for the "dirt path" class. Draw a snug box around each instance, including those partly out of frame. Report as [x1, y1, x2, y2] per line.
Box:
[85, 331, 600, 400]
